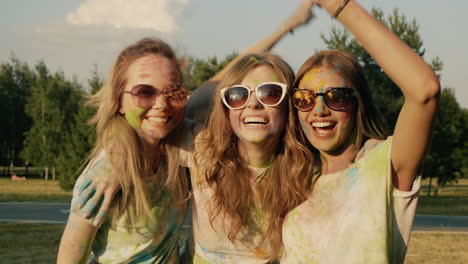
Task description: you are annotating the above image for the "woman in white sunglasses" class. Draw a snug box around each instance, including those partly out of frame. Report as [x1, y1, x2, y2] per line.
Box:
[281, 1, 440, 263]
[191, 52, 315, 263]
[62, 1, 317, 263]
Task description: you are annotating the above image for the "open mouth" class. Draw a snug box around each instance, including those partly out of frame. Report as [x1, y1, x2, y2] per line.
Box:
[312, 121, 336, 136]
[243, 116, 269, 127]
[146, 116, 170, 124]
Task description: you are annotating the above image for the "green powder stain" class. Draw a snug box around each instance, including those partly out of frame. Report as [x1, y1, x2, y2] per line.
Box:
[249, 56, 261, 63]
[125, 107, 146, 129]
[271, 75, 280, 82]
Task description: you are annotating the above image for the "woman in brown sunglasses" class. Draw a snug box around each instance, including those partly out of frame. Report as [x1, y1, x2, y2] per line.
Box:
[281, 1, 440, 263]
[58, 1, 316, 263]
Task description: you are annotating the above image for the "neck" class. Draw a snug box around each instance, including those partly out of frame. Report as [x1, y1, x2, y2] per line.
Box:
[142, 137, 161, 167]
[320, 142, 358, 175]
[238, 140, 276, 168]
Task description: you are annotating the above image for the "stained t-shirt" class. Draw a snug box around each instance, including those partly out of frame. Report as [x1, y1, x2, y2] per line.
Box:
[281, 137, 421, 264]
[71, 153, 186, 264]
[190, 166, 272, 264]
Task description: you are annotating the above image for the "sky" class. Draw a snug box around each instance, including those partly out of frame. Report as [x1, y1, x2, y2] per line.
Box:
[1, 0, 467, 108]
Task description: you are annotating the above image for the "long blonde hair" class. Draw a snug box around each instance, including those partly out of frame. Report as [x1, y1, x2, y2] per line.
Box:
[293, 50, 390, 161]
[194, 53, 316, 259]
[87, 38, 189, 227]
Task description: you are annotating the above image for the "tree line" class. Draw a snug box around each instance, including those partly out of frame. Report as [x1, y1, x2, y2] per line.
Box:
[0, 8, 466, 196]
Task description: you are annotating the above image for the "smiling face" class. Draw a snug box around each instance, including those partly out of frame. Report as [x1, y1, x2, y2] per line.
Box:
[297, 66, 356, 154]
[228, 65, 287, 148]
[121, 54, 184, 145]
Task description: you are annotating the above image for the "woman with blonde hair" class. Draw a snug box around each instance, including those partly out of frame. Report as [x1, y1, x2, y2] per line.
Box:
[191, 53, 315, 263]
[58, 38, 193, 263]
[282, 1, 440, 263]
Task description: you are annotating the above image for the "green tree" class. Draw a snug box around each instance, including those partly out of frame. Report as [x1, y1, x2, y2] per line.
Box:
[21, 61, 82, 178]
[56, 66, 102, 189]
[0, 56, 34, 169]
[320, 8, 467, 191]
[183, 52, 237, 90]
[425, 89, 467, 195]
[321, 8, 428, 129]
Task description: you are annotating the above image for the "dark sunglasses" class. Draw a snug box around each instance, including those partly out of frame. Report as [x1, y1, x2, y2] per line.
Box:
[122, 83, 190, 108]
[220, 82, 287, 110]
[291, 87, 357, 112]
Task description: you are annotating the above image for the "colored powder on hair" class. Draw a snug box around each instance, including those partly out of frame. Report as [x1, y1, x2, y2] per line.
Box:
[249, 56, 262, 64]
[125, 107, 146, 129]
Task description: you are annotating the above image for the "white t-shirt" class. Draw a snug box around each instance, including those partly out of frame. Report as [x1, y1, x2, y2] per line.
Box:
[281, 137, 420, 264]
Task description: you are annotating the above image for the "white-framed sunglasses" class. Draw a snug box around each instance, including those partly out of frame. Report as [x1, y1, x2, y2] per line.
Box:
[220, 82, 288, 110]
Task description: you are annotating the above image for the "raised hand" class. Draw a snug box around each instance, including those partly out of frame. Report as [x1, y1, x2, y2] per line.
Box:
[282, 0, 317, 33]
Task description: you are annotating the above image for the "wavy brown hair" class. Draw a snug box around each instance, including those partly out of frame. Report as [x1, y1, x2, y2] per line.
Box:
[293, 50, 390, 162]
[87, 38, 189, 228]
[193, 53, 317, 259]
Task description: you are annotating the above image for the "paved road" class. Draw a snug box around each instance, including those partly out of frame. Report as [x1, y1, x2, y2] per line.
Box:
[1, 202, 467, 232]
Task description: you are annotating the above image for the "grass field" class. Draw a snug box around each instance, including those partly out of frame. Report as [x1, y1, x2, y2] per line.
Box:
[0, 223, 466, 263]
[1, 177, 467, 215]
[406, 232, 468, 264]
[417, 178, 468, 215]
[0, 178, 72, 202]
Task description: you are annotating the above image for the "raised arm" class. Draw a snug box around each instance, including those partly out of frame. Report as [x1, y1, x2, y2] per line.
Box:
[318, 0, 440, 190]
[186, 0, 316, 123]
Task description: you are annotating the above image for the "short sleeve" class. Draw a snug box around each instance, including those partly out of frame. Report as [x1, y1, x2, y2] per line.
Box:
[70, 151, 113, 227]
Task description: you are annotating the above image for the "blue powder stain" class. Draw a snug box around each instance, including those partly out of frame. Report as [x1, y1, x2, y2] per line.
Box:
[320, 87, 324, 93]
[317, 106, 323, 112]
[346, 167, 358, 183]
[300, 119, 311, 138]
[342, 78, 347, 87]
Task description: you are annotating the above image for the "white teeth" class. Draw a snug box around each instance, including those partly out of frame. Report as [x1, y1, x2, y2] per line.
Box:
[244, 117, 268, 124]
[147, 117, 168, 123]
[312, 121, 334, 128]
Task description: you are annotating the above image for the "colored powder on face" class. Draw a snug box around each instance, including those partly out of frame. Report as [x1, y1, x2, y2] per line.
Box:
[271, 75, 280, 83]
[125, 107, 146, 129]
[316, 106, 323, 112]
[139, 73, 150, 79]
[342, 78, 347, 87]
[300, 119, 311, 138]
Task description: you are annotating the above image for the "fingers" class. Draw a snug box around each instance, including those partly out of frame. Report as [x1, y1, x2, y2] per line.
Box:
[81, 187, 104, 220]
[77, 177, 92, 195]
[77, 180, 96, 209]
[93, 189, 114, 226]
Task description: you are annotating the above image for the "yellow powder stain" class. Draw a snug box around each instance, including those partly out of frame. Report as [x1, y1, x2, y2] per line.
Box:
[254, 246, 269, 257]
[300, 67, 326, 90]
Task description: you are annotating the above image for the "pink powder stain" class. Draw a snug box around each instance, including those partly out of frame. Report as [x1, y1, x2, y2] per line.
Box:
[139, 73, 150, 79]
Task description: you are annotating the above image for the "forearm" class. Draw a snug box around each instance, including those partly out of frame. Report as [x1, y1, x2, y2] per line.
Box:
[57, 213, 98, 264]
[324, 0, 439, 102]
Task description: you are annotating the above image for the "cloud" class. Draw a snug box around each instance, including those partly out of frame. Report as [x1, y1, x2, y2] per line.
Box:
[66, 0, 190, 33]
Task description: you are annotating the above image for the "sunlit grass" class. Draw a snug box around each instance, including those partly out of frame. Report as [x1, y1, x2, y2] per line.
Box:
[0, 223, 466, 264]
[417, 178, 468, 215]
[405, 232, 468, 264]
[0, 178, 72, 202]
